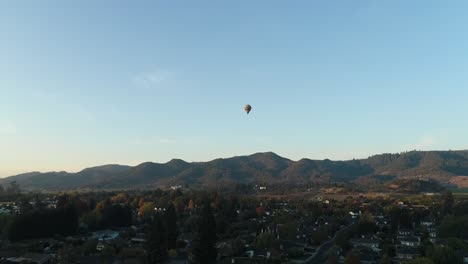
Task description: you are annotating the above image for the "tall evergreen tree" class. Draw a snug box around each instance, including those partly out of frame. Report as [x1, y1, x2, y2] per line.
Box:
[189, 202, 217, 264]
[165, 204, 177, 250]
[188, 233, 203, 264]
[147, 214, 168, 264]
[442, 190, 454, 215]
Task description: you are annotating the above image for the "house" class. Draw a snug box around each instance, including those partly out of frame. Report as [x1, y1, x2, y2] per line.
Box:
[21, 253, 52, 264]
[243, 250, 254, 258]
[400, 236, 420, 247]
[280, 240, 308, 253]
[5, 257, 30, 263]
[358, 249, 379, 264]
[254, 250, 270, 259]
[421, 220, 434, 227]
[216, 239, 246, 258]
[131, 233, 147, 244]
[96, 243, 105, 251]
[131, 237, 146, 244]
[428, 227, 437, 243]
[350, 238, 380, 252]
[92, 230, 119, 241]
[0, 208, 11, 214]
[5, 253, 52, 264]
[398, 228, 412, 237]
[349, 211, 360, 219]
[396, 247, 421, 261]
[411, 205, 428, 210]
[463, 253, 468, 264]
[78, 256, 117, 264]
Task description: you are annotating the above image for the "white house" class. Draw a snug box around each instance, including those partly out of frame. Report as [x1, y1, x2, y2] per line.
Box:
[350, 238, 380, 252]
[400, 236, 420, 247]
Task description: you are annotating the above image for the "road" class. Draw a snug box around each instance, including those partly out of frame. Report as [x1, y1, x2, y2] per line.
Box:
[304, 224, 353, 264]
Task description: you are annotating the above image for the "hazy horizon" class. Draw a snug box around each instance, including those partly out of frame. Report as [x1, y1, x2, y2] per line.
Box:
[2, 1, 468, 176]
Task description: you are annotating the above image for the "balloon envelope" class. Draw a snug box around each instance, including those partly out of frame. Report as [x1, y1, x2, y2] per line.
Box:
[244, 104, 252, 114]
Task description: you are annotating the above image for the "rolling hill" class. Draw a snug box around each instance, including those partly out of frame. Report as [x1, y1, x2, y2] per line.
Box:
[2, 150, 468, 191]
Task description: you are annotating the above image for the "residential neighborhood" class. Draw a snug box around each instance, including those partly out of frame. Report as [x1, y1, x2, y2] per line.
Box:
[0, 183, 467, 263]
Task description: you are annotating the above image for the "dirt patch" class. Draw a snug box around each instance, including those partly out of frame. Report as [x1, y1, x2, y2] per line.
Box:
[450, 176, 468, 188]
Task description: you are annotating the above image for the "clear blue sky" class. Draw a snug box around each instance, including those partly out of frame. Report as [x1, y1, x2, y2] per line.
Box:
[1, 1, 468, 176]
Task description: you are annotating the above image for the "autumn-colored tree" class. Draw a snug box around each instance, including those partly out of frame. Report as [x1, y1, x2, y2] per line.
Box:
[139, 202, 155, 221]
[111, 193, 128, 204]
[255, 206, 266, 216]
[94, 199, 110, 214]
[173, 196, 187, 214]
[138, 197, 145, 208]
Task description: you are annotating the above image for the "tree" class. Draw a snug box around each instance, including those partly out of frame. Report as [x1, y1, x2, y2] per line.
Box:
[9, 205, 78, 241]
[56, 194, 71, 209]
[188, 199, 195, 210]
[311, 229, 329, 246]
[100, 204, 132, 228]
[33, 195, 46, 210]
[80, 211, 99, 231]
[173, 196, 187, 214]
[230, 237, 246, 256]
[404, 257, 434, 264]
[344, 250, 360, 264]
[420, 226, 429, 242]
[183, 215, 202, 233]
[7, 181, 20, 194]
[447, 237, 468, 251]
[380, 254, 392, 264]
[438, 215, 468, 240]
[279, 222, 298, 240]
[0, 214, 12, 240]
[326, 245, 340, 264]
[165, 204, 177, 250]
[19, 197, 33, 213]
[188, 233, 203, 264]
[101, 245, 116, 256]
[139, 202, 156, 221]
[381, 239, 396, 257]
[58, 243, 81, 263]
[82, 239, 98, 255]
[335, 229, 352, 252]
[442, 191, 454, 215]
[147, 214, 168, 263]
[427, 245, 462, 264]
[111, 193, 128, 204]
[255, 233, 276, 249]
[357, 212, 377, 235]
[189, 202, 217, 264]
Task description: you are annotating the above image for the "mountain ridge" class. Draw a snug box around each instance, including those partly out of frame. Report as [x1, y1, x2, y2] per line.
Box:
[2, 150, 468, 191]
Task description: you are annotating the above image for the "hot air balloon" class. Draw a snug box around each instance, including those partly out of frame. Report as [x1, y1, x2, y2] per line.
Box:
[244, 104, 252, 114]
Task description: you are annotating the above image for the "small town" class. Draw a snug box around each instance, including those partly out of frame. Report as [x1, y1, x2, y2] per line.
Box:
[0, 182, 467, 264]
